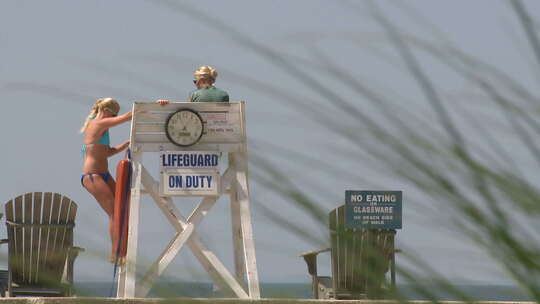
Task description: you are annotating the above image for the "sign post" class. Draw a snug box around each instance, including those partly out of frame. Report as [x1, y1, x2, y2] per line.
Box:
[116, 102, 260, 299]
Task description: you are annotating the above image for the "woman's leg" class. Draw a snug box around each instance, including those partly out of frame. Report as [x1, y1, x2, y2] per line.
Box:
[105, 174, 117, 195]
[82, 174, 118, 261]
[105, 176, 124, 262]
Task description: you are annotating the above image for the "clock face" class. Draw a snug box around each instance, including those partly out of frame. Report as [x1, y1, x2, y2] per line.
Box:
[165, 109, 204, 147]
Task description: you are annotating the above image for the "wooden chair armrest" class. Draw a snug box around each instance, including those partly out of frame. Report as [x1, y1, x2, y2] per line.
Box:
[71, 246, 85, 252]
[0, 239, 8, 245]
[68, 246, 85, 261]
[300, 247, 330, 276]
[299, 247, 330, 258]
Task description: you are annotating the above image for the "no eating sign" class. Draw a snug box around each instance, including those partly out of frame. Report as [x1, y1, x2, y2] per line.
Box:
[345, 190, 402, 229]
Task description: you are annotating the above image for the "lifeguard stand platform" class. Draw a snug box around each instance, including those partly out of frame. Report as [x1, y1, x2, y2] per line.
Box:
[116, 102, 260, 299]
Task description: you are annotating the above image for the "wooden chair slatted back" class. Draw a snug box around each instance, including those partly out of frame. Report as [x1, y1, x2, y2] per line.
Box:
[4, 198, 15, 285]
[30, 192, 43, 284]
[5, 192, 77, 287]
[38, 192, 54, 285]
[23, 192, 32, 284]
[329, 205, 395, 297]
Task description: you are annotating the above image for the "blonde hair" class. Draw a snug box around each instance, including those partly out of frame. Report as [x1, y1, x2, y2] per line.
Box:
[80, 97, 120, 133]
[194, 65, 218, 83]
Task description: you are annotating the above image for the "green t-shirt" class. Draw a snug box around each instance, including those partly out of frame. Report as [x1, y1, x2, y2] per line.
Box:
[189, 86, 229, 102]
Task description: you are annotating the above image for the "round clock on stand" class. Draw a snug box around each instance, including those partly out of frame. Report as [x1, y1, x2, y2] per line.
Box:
[165, 108, 204, 147]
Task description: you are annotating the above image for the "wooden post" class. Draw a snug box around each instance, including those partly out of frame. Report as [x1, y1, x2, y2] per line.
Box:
[391, 250, 396, 287]
[229, 154, 246, 287]
[233, 151, 260, 298]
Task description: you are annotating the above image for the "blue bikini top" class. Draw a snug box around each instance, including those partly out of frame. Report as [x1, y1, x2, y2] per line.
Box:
[81, 130, 110, 157]
[94, 130, 110, 146]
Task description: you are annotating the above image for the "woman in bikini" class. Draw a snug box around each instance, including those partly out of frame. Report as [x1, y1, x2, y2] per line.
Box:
[80, 97, 132, 261]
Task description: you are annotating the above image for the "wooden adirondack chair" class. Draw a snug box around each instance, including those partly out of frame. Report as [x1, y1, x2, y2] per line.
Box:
[0, 192, 84, 297]
[300, 205, 397, 299]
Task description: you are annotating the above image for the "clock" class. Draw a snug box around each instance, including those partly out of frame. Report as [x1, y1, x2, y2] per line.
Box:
[165, 108, 204, 147]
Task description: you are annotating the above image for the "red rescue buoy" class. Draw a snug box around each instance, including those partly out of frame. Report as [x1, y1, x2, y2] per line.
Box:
[113, 151, 132, 261]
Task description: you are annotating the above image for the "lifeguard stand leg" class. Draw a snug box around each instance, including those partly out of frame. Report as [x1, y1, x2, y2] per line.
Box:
[232, 151, 260, 298]
[229, 155, 247, 287]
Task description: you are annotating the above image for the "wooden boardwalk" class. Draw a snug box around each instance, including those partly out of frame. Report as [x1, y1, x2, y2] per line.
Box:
[0, 299, 533, 304]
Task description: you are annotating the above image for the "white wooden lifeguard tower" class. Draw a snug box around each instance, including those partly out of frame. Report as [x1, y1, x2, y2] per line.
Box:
[116, 102, 260, 299]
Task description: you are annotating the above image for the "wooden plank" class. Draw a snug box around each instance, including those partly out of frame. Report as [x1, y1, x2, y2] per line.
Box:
[133, 109, 241, 125]
[30, 192, 42, 284]
[335, 207, 342, 292]
[185, 197, 218, 227]
[229, 154, 246, 286]
[22, 192, 32, 284]
[52, 195, 71, 283]
[44, 193, 62, 284]
[139, 166, 248, 298]
[329, 207, 338, 294]
[219, 167, 234, 194]
[391, 241, 396, 287]
[350, 227, 356, 292]
[66, 201, 77, 246]
[37, 192, 53, 284]
[134, 143, 243, 153]
[351, 229, 360, 293]
[134, 133, 242, 145]
[201, 249, 249, 298]
[342, 207, 350, 293]
[341, 206, 348, 291]
[137, 195, 219, 297]
[133, 102, 241, 123]
[368, 230, 376, 293]
[65, 201, 77, 284]
[135, 118, 239, 132]
[5, 199, 14, 229]
[5, 199, 14, 296]
[12, 194, 24, 284]
[230, 186, 246, 285]
[238, 101, 247, 142]
[58, 196, 71, 243]
[230, 103, 249, 288]
[136, 229, 193, 297]
[361, 230, 369, 295]
[232, 151, 260, 299]
[236, 101, 248, 282]
[349, 229, 362, 292]
[5, 200, 13, 222]
[345, 207, 354, 292]
[338, 206, 350, 294]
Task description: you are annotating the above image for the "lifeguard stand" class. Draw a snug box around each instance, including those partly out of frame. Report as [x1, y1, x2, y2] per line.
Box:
[116, 102, 260, 299]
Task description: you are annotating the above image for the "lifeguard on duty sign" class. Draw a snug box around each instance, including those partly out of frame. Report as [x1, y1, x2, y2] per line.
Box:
[160, 151, 221, 196]
[345, 190, 402, 229]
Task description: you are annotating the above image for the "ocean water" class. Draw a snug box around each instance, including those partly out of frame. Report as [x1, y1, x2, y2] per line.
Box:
[73, 281, 534, 301]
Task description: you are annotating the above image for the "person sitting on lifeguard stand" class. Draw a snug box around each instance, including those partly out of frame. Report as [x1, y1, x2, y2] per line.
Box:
[189, 65, 229, 103]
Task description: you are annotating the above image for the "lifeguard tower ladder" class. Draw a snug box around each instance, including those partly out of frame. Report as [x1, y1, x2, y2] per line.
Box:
[116, 101, 260, 299]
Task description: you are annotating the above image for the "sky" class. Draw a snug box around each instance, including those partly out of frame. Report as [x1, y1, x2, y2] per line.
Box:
[1, 0, 539, 290]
